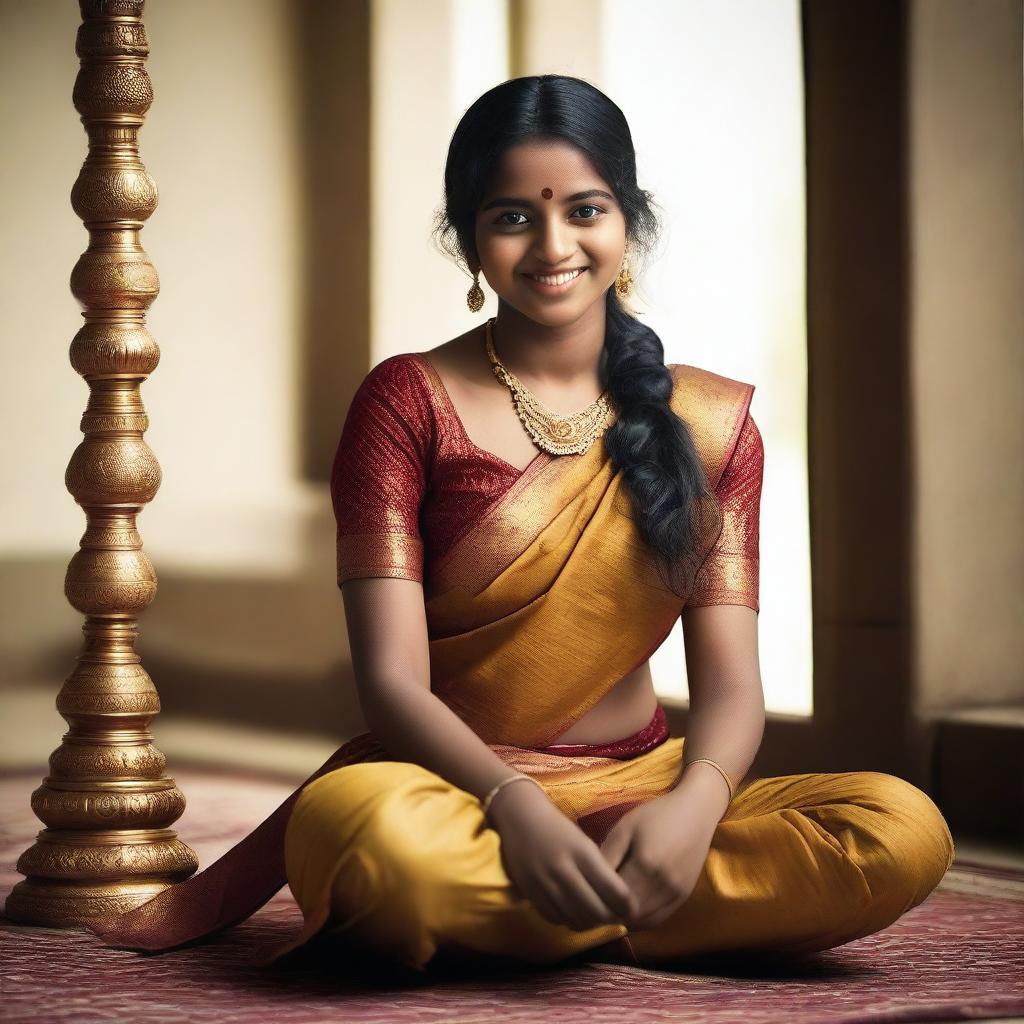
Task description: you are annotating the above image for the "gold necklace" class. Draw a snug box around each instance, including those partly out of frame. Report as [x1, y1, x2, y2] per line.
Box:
[484, 317, 613, 457]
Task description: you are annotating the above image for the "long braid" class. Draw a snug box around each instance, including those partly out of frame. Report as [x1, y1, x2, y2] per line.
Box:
[601, 289, 714, 595]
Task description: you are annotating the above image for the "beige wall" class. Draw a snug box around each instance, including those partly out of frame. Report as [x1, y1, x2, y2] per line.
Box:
[909, 0, 1024, 710]
[370, 0, 508, 363]
[0, 0, 319, 574]
[1, 0, 102, 557]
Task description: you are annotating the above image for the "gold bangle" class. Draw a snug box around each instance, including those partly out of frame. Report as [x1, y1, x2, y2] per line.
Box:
[481, 773, 544, 818]
[683, 757, 735, 802]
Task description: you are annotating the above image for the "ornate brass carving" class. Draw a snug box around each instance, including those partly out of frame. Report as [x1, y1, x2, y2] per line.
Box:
[3, 0, 198, 927]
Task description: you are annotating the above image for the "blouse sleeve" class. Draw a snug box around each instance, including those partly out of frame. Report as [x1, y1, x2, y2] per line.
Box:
[331, 355, 431, 586]
[686, 410, 764, 613]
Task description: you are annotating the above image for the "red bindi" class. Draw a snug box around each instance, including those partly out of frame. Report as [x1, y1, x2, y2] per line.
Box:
[541, 187, 553, 199]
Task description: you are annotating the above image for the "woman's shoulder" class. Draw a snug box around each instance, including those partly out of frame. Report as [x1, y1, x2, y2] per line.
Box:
[341, 352, 438, 454]
[666, 362, 757, 488]
[667, 361, 754, 414]
[357, 351, 431, 391]
[667, 361, 754, 398]
[358, 325, 475, 391]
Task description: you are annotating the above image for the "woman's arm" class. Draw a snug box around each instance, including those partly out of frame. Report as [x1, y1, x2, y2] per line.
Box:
[668, 603, 766, 822]
[666, 405, 766, 823]
[588, 401, 765, 930]
[597, 603, 764, 929]
[341, 575, 547, 812]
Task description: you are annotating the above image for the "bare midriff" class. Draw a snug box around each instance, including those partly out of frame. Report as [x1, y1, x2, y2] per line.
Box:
[550, 659, 659, 745]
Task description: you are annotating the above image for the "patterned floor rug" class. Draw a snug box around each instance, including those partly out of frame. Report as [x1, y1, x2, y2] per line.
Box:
[2, 766, 1022, 1024]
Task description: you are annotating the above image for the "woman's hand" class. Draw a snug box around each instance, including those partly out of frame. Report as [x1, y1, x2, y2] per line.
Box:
[487, 779, 639, 931]
[599, 789, 719, 930]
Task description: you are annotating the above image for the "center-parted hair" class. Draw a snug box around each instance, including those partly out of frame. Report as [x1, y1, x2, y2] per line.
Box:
[432, 74, 715, 596]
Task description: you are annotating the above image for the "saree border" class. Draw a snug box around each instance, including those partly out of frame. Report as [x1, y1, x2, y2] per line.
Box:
[681, 375, 756, 599]
[426, 447, 606, 597]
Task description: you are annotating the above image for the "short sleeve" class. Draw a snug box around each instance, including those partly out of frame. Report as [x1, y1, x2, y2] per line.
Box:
[331, 355, 431, 585]
[686, 410, 763, 612]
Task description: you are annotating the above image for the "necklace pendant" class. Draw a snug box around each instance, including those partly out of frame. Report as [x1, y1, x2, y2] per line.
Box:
[484, 318, 611, 458]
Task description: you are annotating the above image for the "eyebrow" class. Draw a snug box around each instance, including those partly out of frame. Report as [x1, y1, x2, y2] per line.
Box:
[480, 188, 616, 211]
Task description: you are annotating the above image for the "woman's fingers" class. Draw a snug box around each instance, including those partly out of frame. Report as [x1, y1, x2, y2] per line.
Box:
[501, 820, 639, 931]
[617, 852, 687, 926]
[510, 864, 570, 928]
[553, 837, 638, 930]
[527, 883, 567, 927]
[551, 858, 627, 930]
[627, 889, 688, 930]
[550, 872, 601, 930]
[579, 848, 636, 922]
[530, 871, 585, 929]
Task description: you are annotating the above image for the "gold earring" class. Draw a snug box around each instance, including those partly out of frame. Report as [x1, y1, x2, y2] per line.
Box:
[467, 270, 485, 312]
[615, 253, 633, 298]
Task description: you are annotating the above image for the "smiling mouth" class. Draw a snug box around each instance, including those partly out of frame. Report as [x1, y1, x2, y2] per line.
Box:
[521, 267, 589, 286]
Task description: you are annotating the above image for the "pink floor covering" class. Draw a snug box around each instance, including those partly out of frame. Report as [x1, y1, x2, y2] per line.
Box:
[2, 765, 1022, 1024]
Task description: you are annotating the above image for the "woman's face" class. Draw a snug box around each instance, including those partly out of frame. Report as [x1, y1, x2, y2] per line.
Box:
[473, 139, 628, 328]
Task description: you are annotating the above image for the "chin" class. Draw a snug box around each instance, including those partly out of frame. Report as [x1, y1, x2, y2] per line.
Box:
[516, 306, 583, 329]
[505, 293, 604, 326]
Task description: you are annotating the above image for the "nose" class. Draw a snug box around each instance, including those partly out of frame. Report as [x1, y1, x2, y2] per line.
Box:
[531, 215, 577, 267]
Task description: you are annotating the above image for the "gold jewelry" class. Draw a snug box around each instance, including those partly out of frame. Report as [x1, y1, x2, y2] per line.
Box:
[484, 317, 613, 457]
[467, 269, 485, 312]
[615, 251, 633, 298]
[481, 773, 544, 818]
[683, 757, 736, 802]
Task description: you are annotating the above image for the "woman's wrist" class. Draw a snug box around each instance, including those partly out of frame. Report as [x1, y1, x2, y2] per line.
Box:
[485, 774, 552, 828]
[668, 763, 732, 824]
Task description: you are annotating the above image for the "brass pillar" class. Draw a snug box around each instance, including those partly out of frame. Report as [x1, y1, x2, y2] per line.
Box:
[4, 0, 197, 927]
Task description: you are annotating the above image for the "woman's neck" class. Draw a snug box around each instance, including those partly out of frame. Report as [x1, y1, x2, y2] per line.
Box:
[491, 299, 606, 389]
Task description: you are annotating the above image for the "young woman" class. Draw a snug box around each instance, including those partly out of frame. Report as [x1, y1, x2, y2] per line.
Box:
[277, 73, 955, 971]
[86, 74, 954, 972]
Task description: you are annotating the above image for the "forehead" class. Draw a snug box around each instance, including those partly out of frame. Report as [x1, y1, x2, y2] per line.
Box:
[484, 139, 608, 195]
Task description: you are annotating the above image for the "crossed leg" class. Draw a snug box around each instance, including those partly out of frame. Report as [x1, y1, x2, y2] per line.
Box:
[627, 768, 955, 964]
[283, 758, 955, 971]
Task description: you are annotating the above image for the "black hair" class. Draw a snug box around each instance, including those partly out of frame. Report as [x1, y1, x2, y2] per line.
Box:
[432, 74, 716, 596]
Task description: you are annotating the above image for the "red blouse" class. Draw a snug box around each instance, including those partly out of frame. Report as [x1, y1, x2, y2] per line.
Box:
[330, 353, 763, 611]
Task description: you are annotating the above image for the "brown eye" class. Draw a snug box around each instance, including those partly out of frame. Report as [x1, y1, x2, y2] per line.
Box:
[495, 211, 528, 226]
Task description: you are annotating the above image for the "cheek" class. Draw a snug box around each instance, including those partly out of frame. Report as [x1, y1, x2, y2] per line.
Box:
[478, 234, 526, 274]
[587, 221, 628, 260]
